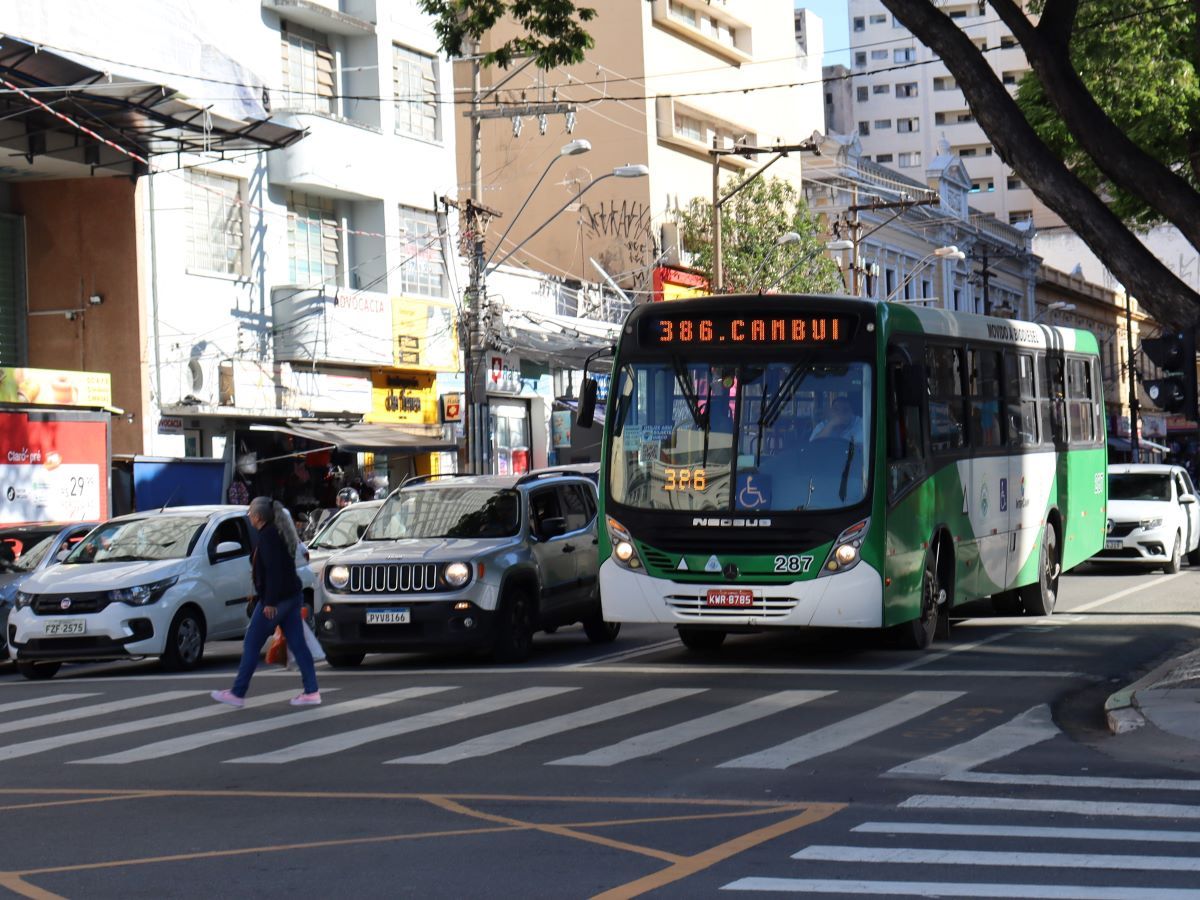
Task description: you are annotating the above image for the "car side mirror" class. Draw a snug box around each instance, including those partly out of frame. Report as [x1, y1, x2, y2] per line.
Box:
[214, 541, 243, 558]
[539, 517, 567, 539]
[1181, 494, 1196, 505]
[577, 379, 598, 428]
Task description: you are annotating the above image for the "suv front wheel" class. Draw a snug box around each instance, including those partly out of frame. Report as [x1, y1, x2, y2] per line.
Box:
[492, 587, 535, 663]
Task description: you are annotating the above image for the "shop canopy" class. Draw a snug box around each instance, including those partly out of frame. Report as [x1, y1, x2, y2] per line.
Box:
[1108, 436, 1171, 454]
[252, 422, 456, 455]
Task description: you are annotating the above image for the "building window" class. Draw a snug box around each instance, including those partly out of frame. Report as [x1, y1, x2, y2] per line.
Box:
[858, 121, 870, 136]
[874, 119, 892, 129]
[667, 1, 739, 50]
[393, 45, 439, 141]
[856, 86, 869, 102]
[973, 37, 988, 51]
[896, 82, 918, 98]
[970, 179, 995, 193]
[959, 146, 977, 156]
[1007, 176, 1026, 190]
[667, 0, 697, 27]
[898, 151, 921, 168]
[674, 112, 703, 141]
[894, 47, 915, 63]
[287, 192, 340, 284]
[873, 84, 890, 95]
[1000, 35, 1017, 48]
[186, 171, 244, 276]
[281, 24, 335, 114]
[854, 51, 867, 67]
[933, 76, 957, 91]
[869, 13, 887, 24]
[897, 117, 919, 133]
[876, 153, 894, 164]
[853, 16, 865, 31]
[398, 206, 446, 298]
[871, 49, 889, 61]
[1008, 210, 1033, 225]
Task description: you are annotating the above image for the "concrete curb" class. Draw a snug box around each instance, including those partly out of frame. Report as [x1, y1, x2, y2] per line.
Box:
[1105, 646, 1200, 735]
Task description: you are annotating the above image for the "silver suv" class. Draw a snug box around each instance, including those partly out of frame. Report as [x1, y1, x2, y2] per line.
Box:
[314, 469, 618, 665]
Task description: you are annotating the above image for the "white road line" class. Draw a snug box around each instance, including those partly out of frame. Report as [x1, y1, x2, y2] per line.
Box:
[887, 704, 1059, 778]
[1069, 573, 1185, 613]
[719, 877, 1198, 898]
[548, 690, 832, 767]
[387, 687, 705, 765]
[0, 693, 99, 714]
[893, 632, 1013, 670]
[228, 686, 575, 764]
[948, 771, 1200, 792]
[793, 845, 1200, 871]
[570, 639, 682, 667]
[0, 689, 300, 762]
[854, 822, 1200, 843]
[719, 690, 964, 770]
[901, 795, 1200, 819]
[75, 687, 455, 764]
[0, 690, 198, 736]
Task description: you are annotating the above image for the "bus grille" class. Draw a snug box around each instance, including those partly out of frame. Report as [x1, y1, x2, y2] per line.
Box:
[346, 563, 440, 594]
[664, 594, 797, 619]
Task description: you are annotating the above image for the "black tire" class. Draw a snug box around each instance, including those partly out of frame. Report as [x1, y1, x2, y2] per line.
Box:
[896, 542, 942, 650]
[325, 651, 365, 668]
[991, 590, 1024, 616]
[583, 614, 621, 644]
[160, 607, 206, 672]
[1019, 523, 1061, 616]
[1164, 533, 1183, 574]
[17, 660, 60, 680]
[491, 588, 536, 663]
[677, 627, 726, 652]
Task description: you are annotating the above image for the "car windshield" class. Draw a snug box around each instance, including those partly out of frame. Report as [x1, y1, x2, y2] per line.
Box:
[365, 488, 520, 540]
[10, 534, 56, 572]
[310, 505, 379, 550]
[1109, 473, 1172, 502]
[609, 359, 871, 512]
[64, 516, 208, 563]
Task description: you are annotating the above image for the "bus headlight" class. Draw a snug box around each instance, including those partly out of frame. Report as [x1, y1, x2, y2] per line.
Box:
[444, 562, 471, 587]
[606, 516, 643, 570]
[820, 517, 870, 577]
[327, 565, 350, 590]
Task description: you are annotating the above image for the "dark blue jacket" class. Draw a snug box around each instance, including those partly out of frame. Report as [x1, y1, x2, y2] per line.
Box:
[252, 522, 302, 607]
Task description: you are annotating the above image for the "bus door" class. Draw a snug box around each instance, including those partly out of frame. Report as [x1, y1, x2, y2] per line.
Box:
[884, 342, 929, 617]
[966, 347, 1011, 597]
[1004, 350, 1043, 591]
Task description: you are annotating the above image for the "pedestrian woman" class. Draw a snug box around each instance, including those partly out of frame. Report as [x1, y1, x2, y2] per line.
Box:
[212, 496, 321, 707]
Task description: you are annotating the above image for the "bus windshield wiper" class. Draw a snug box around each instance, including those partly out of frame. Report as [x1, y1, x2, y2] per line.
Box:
[754, 356, 813, 465]
[671, 356, 706, 430]
[838, 438, 856, 502]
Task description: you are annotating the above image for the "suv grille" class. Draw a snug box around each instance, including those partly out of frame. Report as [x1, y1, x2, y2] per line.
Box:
[346, 563, 440, 594]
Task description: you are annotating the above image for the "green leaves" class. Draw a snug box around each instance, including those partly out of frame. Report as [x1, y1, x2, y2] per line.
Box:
[418, 0, 597, 69]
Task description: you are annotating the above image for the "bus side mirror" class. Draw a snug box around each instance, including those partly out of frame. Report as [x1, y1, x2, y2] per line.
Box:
[577, 379, 598, 428]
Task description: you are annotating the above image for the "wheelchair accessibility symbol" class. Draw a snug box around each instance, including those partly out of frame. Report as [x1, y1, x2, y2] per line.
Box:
[736, 474, 771, 510]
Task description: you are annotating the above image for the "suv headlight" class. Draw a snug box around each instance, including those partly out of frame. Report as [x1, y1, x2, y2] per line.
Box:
[107, 576, 178, 606]
[327, 565, 350, 590]
[14, 590, 36, 610]
[444, 562, 471, 588]
[819, 517, 870, 578]
[1139, 517, 1164, 530]
[606, 516, 643, 570]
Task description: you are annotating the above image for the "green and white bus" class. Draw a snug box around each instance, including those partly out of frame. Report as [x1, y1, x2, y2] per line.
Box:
[587, 294, 1106, 651]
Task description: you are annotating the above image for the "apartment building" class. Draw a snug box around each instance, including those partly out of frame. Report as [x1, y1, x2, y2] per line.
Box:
[844, 0, 1060, 230]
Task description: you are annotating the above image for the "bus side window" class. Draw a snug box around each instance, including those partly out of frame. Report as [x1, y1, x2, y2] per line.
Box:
[887, 348, 926, 501]
[1066, 356, 1094, 445]
[968, 348, 1004, 449]
[1005, 352, 1039, 448]
[926, 345, 967, 454]
[1036, 353, 1066, 446]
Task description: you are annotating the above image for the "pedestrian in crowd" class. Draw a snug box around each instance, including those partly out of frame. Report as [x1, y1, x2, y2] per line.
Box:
[212, 496, 320, 708]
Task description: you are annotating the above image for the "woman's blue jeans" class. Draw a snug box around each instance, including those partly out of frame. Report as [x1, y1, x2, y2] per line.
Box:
[233, 593, 318, 697]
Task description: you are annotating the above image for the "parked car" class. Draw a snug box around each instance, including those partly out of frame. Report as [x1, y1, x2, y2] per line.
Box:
[306, 500, 384, 573]
[315, 468, 618, 666]
[0, 524, 64, 569]
[0, 522, 98, 658]
[7, 505, 315, 679]
[1093, 464, 1200, 573]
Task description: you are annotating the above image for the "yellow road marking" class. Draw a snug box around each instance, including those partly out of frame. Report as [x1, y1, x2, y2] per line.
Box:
[0, 873, 64, 900]
[0, 792, 165, 813]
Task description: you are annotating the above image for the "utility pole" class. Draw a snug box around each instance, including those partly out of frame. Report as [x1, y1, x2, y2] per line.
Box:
[839, 194, 940, 296]
[1126, 293, 1140, 463]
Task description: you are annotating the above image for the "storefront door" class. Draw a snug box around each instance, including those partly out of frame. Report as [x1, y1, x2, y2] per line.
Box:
[490, 398, 531, 475]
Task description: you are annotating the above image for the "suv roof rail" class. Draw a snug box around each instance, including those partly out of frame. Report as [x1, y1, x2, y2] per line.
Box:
[400, 473, 480, 488]
[514, 468, 586, 486]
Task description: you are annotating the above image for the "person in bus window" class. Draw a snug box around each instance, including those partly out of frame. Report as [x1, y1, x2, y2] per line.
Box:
[811, 396, 864, 445]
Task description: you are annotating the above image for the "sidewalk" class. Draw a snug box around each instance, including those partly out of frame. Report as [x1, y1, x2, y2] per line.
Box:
[1106, 646, 1200, 741]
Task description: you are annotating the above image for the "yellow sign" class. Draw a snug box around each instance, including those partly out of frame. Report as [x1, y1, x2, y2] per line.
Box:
[391, 297, 459, 371]
[0, 366, 112, 408]
[365, 369, 438, 425]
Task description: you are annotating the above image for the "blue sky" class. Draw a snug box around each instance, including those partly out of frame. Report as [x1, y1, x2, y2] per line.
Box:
[797, 0, 851, 68]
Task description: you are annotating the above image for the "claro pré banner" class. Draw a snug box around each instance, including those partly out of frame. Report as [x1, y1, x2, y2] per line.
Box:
[0, 411, 109, 524]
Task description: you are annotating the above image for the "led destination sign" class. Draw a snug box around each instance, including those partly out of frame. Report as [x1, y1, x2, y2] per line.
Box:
[640, 313, 853, 347]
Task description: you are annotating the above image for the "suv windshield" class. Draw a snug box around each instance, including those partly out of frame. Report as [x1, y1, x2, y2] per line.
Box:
[1109, 473, 1172, 502]
[65, 516, 208, 564]
[609, 360, 871, 512]
[366, 488, 520, 540]
[310, 505, 379, 550]
[10, 534, 55, 572]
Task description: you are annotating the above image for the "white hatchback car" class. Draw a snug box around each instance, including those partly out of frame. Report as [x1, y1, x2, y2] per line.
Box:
[7, 505, 314, 679]
[1094, 464, 1200, 573]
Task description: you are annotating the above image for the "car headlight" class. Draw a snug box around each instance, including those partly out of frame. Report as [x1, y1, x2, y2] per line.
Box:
[444, 561, 471, 588]
[819, 517, 870, 577]
[327, 565, 350, 590]
[605, 516, 643, 570]
[1139, 517, 1164, 530]
[14, 590, 35, 610]
[107, 576, 178, 607]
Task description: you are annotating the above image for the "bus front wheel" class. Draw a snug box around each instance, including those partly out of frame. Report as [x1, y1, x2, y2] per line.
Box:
[896, 543, 943, 650]
[678, 627, 726, 652]
[1018, 523, 1060, 616]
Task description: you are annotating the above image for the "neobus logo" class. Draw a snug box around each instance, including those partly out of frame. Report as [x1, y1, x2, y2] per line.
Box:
[691, 517, 773, 528]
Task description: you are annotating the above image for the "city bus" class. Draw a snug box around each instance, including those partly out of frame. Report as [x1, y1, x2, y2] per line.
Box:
[581, 294, 1106, 651]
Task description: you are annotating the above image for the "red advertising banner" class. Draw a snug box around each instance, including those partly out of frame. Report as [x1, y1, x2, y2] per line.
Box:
[0, 411, 109, 524]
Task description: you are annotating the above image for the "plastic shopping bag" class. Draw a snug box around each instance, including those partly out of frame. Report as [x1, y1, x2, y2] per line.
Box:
[265, 627, 287, 666]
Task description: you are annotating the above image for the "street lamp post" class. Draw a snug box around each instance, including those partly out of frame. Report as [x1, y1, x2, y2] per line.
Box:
[763, 239, 854, 293]
[883, 246, 965, 303]
[1031, 301, 1075, 324]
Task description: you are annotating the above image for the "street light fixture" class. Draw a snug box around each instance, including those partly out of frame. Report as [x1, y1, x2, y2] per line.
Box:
[884, 245, 965, 303]
[1032, 301, 1076, 324]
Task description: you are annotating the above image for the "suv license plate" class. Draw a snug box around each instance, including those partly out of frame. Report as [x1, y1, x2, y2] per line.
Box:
[43, 618, 86, 636]
[706, 589, 754, 608]
[366, 608, 410, 625]
[1105, 539, 1123, 550]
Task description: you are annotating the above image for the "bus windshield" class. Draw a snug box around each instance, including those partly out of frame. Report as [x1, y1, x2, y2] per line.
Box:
[608, 359, 871, 513]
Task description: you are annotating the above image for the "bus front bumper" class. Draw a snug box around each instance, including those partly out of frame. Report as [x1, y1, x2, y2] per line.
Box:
[599, 559, 883, 628]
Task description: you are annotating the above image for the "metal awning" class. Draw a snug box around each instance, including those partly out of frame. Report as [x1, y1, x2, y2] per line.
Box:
[0, 38, 305, 179]
[1108, 436, 1171, 454]
[252, 421, 456, 455]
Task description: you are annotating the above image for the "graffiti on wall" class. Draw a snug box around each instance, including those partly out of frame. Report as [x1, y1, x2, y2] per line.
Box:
[579, 199, 657, 294]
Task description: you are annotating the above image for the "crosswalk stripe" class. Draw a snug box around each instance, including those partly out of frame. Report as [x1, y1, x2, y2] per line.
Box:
[888, 704, 1058, 778]
[0, 693, 100, 715]
[792, 845, 1200, 871]
[947, 771, 1200, 792]
[901, 795, 1200, 820]
[75, 687, 455, 764]
[387, 688, 706, 765]
[227, 686, 576, 764]
[0, 690, 198, 737]
[548, 690, 832, 767]
[0, 690, 299, 762]
[853, 822, 1200, 843]
[718, 691, 964, 770]
[719, 877, 1199, 898]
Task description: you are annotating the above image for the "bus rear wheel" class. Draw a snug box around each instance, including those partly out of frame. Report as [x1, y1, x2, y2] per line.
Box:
[1018, 523, 1060, 616]
[678, 627, 725, 652]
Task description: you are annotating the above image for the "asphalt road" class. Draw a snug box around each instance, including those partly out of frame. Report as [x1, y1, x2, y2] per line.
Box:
[1, 561, 1198, 899]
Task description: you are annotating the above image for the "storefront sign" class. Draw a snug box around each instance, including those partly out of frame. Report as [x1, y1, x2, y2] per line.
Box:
[273, 288, 393, 367]
[157, 416, 184, 435]
[442, 393, 462, 422]
[653, 266, 710, 302]
[487, 352, 523, 396]
[0, 366, 112, 408]
[366, 370, 437, 425]
[0, 411, 109, 523]
[287, 370, 372, 415]
[392, 298, 458, 371]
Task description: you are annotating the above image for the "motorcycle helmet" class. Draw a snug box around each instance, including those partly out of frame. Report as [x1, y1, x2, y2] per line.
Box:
[336, 487, 360, 507]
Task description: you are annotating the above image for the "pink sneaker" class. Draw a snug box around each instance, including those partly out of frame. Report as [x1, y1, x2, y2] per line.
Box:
[289, 691, 321, 707]
[210, 689, 245, 708]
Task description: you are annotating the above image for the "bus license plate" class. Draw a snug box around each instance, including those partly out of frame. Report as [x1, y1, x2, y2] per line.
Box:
[43, 618, 86, 636]
[706, 589, 755, 608]
[366, 608, 410, 625]
[1105, 539, 1123, 550]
